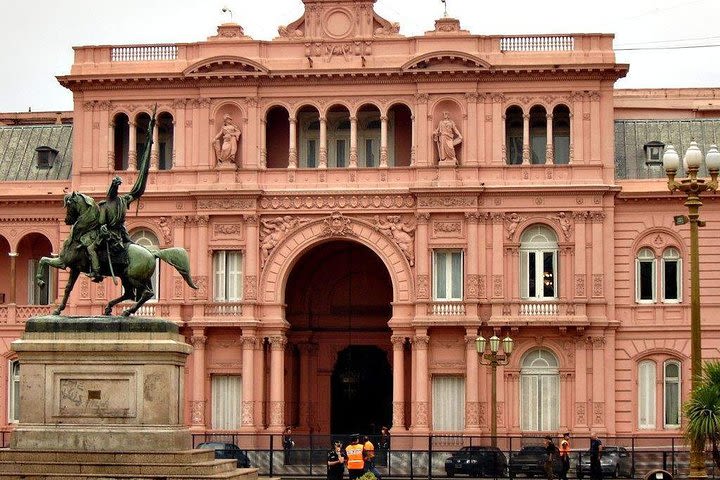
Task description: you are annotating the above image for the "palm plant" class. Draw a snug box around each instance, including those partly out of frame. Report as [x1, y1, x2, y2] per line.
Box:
[685, 361, 720, 469]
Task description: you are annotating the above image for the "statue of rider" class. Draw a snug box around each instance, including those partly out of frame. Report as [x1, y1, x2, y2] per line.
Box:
[82, 111, 154, 282]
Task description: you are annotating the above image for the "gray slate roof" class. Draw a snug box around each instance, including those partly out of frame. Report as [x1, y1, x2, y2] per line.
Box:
[0, 124, 72, 181]
[615, 119, 720, 180]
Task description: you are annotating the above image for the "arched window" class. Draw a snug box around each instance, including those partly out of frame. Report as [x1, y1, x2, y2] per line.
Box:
[552, 105, 571, 164]
[520, 349, 559, 431]
[130, 229, 160, 301]
[113, 113, 130, 170]
[505, 106, 523, 165]
[662, 247, 682, 303]
[265, 106, 290, 168]
[638, 360, 656, 428]
[157, 112, 174, 170]
[529, 105, 547, 164]
[520, 226, 558, 300]
[635, 248, 657, 303]
[664, 360, 681, 428]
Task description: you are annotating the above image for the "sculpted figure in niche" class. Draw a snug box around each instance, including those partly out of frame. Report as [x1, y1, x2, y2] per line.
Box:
[433, 111, 462, 165]
[374, 215, 415, 266]
[212, 114, 241, 165]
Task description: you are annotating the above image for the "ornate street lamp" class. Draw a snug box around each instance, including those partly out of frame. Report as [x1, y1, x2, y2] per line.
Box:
[663, 141, 720, 480]
[476, 333, 513, 447]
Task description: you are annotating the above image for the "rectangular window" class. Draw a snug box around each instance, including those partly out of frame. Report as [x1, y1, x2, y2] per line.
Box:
[553, 135, 570, 165]
[433, 250, 463, 301]
[211, 375, 242, 430]
[543, 252, 555, 297]
[8, 360, 19, 423]
[638, 261, 655, 302]
[213, 251, 243, 302]
[520, 373, 559, 431]
[307, 140, 317, 168]
[638, 361, 656, 429]
[336, 139, 346, 167]
[663, 258, 681, 302]
[432, 376, 465, 431]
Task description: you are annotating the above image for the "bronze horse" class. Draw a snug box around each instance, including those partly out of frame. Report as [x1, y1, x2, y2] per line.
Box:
[37, 191, 197, 316]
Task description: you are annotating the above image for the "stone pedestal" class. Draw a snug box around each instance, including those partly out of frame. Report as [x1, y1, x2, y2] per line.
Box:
[10, 315, 192, 452]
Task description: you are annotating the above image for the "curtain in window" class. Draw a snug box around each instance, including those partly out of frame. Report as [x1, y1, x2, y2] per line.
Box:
[664, 361, 680, 426]
[211, 375, 242, 430]
[432, 376, 465, 431]
[638, 360, 656, 428]
[520, 349, 559, 431]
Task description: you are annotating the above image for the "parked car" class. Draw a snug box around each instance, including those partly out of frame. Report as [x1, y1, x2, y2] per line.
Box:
[577, 446, 633, 479]
[509, 445, 563, 478]
[445, 446, 508, 477]
[197, 442, 251, 468]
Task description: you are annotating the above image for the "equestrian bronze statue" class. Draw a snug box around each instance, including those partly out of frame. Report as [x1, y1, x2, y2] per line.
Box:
[37, 109, 197, 316]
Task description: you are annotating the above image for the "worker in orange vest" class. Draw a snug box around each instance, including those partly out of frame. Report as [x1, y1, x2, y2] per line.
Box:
[559, 432, 571, 480]
[345, 434, 365, 480]
[363, 435, 382, 479]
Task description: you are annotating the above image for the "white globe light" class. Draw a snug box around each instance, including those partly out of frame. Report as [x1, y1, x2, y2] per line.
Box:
[662, 145, 680, 173]
[705, 144, 720, 172]
[684, 141, 703, 169]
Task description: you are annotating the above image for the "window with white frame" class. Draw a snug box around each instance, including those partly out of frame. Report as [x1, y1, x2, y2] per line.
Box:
[27, 259, 51, 305]
[520, 349, 559, 431]
[213, 251, 243, 302]
[662, 248, 682, 303]
[433, 250, 463, 301]
[432, 376, 465, 431]
[520, 226, 558, 300]
[636, 248, 656, 303]
[8, 360, 19, 423]
[131, 229, 160, 301]
[664, 360, 681, 428]
[211, 375, 242, 429]
[638, 359, 656, 429]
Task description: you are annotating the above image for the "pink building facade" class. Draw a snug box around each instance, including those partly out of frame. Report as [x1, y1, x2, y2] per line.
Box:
[1, 0, 719, 441]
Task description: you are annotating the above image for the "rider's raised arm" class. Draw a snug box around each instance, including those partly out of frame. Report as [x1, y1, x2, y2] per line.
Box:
[128, 107, 156, 203]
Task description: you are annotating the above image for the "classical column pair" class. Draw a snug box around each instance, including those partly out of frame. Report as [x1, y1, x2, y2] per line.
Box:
[520, 113, 556, 165]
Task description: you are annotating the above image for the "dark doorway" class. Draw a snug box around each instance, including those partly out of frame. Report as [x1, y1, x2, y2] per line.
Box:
[331, 345, 392, 435]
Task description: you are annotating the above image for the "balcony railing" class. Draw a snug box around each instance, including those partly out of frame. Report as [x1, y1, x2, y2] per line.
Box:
[203, 302, 244, 317]
[491, 300, 588, 325]
[429, 301, 466, 316]
[500, 35, 575, 52]
[519, 301, 559, 316]
[111, 45, 178, 62]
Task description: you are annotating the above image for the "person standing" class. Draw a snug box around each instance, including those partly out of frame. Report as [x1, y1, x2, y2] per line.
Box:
[544, 436, 557, 480]
[282, 426, 295, 465]
[378, 426, 390, 467]
[345, 434, 365, 480]
[363, 435, 381, 479]
[327, 440, 345, 480]
[589, 433, 603, 480]
[558, 433, 571, 480]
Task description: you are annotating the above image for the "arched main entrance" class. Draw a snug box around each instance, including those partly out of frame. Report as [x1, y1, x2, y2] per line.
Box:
[285, 240, 393, 434]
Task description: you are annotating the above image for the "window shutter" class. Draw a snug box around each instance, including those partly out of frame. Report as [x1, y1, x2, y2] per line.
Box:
[227, 252, 242, 301]
[214, 252, 226, 302]
[638, 361, 656, 428]
[451, 251, 462, 300]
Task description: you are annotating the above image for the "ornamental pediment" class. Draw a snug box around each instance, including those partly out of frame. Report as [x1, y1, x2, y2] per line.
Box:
[401, 51, 491, 72]
[183, 56, 268, 78]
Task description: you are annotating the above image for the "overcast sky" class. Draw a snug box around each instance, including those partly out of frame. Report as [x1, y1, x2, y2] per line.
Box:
[1, 0, 718, 113]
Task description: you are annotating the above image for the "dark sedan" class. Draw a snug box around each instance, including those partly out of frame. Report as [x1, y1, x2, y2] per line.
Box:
[445, 446, 508, 477]
[509, 445, 563, 478]
[577, 446, 633, 478]
[197, 442, 251, 468]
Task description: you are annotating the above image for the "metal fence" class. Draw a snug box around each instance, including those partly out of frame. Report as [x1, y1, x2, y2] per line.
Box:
[191, 433, 720, 479]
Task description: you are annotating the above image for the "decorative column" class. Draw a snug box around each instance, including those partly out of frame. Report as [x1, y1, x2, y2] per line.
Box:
[410, 114, 417, 166]
[604, 329, 616, 434]
[379, 114, 389, 168]
[415, 213, 430, 303]
[172, 99, 186, 169]
[465, 93, 478, 166]
[318, 116, 327, 169]
[8, 252, 18, 304]
[465, 213, 480, 303]
[107, 121, 115, 171]
[128, 121, 137, 171]
[190, 330, 207, 430]
[591, 336, 606, 430]
[241, 333, 256, 429]
[269, 335, 287, 430]
[522, 113, 530, 164]
[253, 337, 265, 427]
[414, 93, 429, 167]
[412, 331, 430, 432]
[150, 118, 159, 170]
[288, 116, 297, 168]
[574, 337, 589, 432]
[197, 216, 209, 303]
[492, 94, 505, 164]
[244, 215, 259, 305]
[391, 335, 406, 430]
[465, 332, 480, 431]
[259, 118, 267, 168]
[297, 343, 313, 431]
[349, 116, 358, 168]
[546, 113, 554, 164]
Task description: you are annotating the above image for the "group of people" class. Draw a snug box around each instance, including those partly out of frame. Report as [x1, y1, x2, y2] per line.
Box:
[544, 432, 604, 480]
[328, 429, 390, 480]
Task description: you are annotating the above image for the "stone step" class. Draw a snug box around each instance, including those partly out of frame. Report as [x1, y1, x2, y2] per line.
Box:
[0, 448, 216, 464]
[0, 459, 239, 476]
